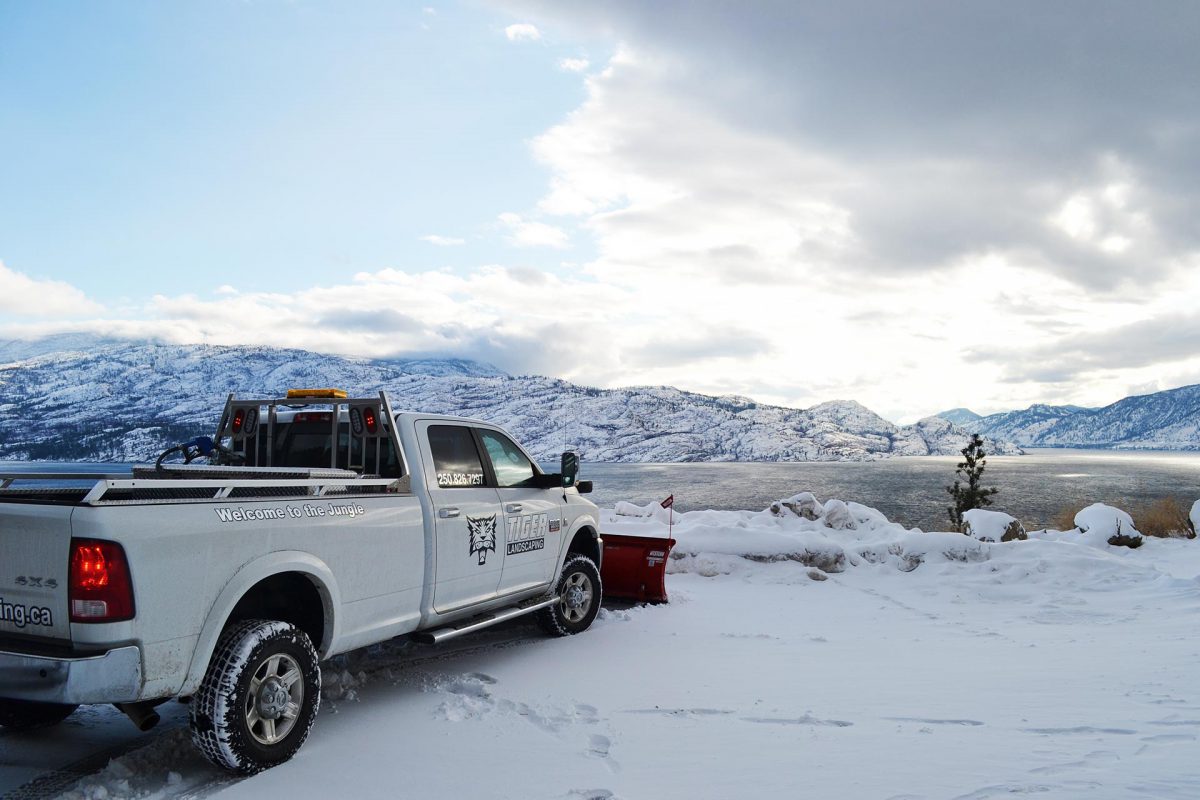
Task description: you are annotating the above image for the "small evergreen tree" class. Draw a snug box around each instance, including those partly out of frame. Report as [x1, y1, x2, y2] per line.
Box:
[946, 433, 999, 531]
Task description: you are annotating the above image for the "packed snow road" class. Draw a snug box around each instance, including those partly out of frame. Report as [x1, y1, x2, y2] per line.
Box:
[6, 498, 1200, 799]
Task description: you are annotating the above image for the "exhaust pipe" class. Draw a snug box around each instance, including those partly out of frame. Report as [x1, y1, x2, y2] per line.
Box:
[115, 701, 162, 731]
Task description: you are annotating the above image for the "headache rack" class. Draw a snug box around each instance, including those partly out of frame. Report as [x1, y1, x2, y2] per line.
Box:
[0, 465, 404, 507]
[213, 390, 410, 480]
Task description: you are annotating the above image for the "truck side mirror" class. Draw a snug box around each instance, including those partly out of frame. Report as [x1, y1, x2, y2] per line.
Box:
[561, 451, 578, 488]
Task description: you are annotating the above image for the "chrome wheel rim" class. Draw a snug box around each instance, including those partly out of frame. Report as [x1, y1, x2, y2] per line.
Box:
[245, 653, 304, 746]
[560, 571, 594, 624]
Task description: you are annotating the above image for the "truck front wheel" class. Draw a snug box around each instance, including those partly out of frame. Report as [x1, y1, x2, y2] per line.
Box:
[190, 620, 321, 774]
[537, 554, 602, 636]
[0, 698, 78, 730]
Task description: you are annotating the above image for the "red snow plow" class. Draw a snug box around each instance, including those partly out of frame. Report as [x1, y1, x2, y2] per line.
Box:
[600, 533, 676, 603]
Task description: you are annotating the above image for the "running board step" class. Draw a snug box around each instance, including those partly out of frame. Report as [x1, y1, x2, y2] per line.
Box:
[413, 595, 561, 645]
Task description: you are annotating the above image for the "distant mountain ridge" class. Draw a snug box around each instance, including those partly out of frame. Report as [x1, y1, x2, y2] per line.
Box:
[934, 408, 983, 426]
[0, 336, 1020, 463]
[932, 386, 1200, 451]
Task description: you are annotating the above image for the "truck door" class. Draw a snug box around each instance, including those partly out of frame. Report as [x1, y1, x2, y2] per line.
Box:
[419, 422, 504, 613]
[477, 427, 565, 596]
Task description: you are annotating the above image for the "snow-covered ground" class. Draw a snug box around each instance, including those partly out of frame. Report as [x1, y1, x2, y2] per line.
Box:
[17, 495, 1200, 799]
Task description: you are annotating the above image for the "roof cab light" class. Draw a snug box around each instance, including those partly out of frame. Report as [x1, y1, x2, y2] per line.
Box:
[286, 388, 348, 399]
[69, 539, 135, 623]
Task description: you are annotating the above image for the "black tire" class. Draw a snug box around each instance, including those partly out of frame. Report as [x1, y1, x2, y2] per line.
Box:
[0, 698, 78, 730]
[537, 554, 602, 637]
[190, 620, 321, 774]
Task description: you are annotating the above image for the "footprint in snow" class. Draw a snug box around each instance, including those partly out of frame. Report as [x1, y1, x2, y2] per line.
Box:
[1022, 726, 1137, 735]
[1140, 733, 1196, 744]
[742, 714, 853, 728]
[623, 707, 735, 718]
[466, 672, 498, 684]
[720, 632, 778, 640]
[587, 734, 620, 773]
[447, 679, 492, 698]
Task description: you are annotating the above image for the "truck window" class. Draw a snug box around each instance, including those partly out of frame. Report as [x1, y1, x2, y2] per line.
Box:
[477, 429, 537, 488]
[428, 425, 486, 488]
[270, 421, 402, 478]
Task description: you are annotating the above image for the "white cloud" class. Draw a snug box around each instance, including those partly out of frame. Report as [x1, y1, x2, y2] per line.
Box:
[504, 23, 541, 42]
[420, 234, 466, 246]
[0, 261, 103, 317]
[513, 36, 1200, 418]
[498, 212, 570, 249]
[1046, 161, 1156, 264]
[558, 57, 589, 72]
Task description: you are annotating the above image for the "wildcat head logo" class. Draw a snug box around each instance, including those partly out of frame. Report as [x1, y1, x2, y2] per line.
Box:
[467, 514, 497, 565]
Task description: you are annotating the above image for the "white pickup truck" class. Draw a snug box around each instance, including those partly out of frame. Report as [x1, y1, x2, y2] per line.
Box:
[0, 389, 602, 773]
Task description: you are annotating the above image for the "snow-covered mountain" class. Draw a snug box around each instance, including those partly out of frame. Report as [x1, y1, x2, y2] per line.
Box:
[934, 407, 983, 427]
[933, 386, 1200, 450]
[0, 338, 1020, 463]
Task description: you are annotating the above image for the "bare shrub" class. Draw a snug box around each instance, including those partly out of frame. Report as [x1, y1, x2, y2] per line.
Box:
[1052, 505, 1079, 532]
[1133, 496, 1196, 539]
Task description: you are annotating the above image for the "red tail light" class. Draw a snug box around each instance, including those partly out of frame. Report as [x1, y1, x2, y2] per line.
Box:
[69, 539, 135, 623]
[231, 408, 246, 435]
[363, 406, 378, 434]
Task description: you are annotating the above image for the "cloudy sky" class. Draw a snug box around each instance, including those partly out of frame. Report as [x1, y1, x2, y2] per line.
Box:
[1, 1, 1197, 421]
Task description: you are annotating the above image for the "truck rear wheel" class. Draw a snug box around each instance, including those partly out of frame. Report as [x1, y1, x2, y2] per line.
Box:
[190, 619, 321, 774]
[0, 698, 78, 730]
[537, 554, 602, 636]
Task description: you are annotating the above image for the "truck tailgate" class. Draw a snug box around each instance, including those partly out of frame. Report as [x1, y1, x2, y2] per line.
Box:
[0, 504, 73, 642]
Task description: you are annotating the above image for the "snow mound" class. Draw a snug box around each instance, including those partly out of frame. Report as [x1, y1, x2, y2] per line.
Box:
[1191, 498, 1200, 536]
[1075, 503, 1144, 547]
[55, 729, 221, 800]
[768, 491, 824, 520]
[962, 508, 1026, 542]
[613, 500, 673, 524]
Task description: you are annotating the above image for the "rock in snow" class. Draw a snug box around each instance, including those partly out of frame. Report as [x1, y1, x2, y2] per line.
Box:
[1073, 503, 1144, 548]
[962, 508, 1026, 542]
[768, 491, 824, 520]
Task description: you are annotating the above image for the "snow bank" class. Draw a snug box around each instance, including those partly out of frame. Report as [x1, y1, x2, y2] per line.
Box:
[1191, 498, 1200, 536]
[602, 494, 1167, 578]
[604, 494, 987, 575]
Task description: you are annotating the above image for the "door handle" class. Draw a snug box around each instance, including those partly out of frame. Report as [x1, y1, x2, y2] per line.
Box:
[505, 503, 523, 514]
[439, 507, 461, 519]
